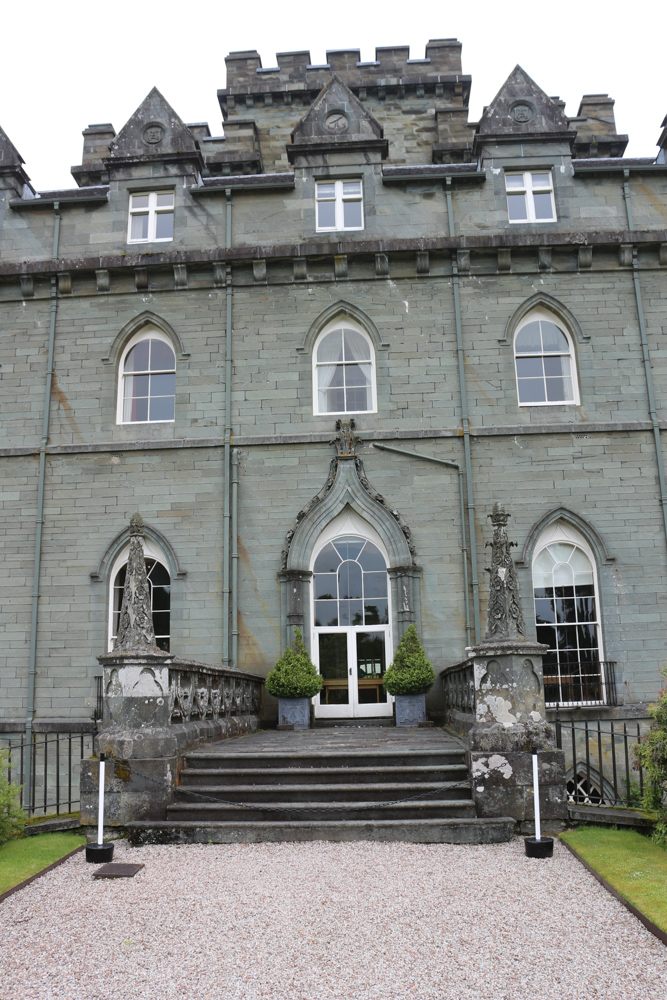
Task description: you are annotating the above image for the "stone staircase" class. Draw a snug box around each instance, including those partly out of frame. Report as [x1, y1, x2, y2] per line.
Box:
[127, 729, 514, 844]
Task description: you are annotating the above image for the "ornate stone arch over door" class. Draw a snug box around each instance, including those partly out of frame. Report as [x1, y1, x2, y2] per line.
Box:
[279, 422, 421, 654]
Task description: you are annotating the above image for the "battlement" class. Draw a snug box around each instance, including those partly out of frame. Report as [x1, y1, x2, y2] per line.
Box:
[222, 39, 465, 96]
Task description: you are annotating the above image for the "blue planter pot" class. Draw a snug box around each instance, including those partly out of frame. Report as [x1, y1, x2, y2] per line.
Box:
[278, 697, 311, 729]
[394, 693, 427, 727]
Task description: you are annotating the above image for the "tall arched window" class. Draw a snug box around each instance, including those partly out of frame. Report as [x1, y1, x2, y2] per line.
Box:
[532, 522, 605, 706]
[117, 328, 176, 424]
[514, 310, 579, 406]
[310, 511, 392, 720]
[313, 321, 376, 415]
[108, 542, 171, 651]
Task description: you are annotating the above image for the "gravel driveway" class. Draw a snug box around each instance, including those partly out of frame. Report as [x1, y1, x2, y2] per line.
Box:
[1, 838, 665, 1000]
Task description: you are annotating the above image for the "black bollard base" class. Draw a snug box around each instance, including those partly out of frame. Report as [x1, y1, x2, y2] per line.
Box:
[524, 836, 554, 858]
[86, 842, 114, 864]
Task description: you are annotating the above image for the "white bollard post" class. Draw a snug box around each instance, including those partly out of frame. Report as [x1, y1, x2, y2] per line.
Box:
[97, 752, 106, 845]
[532, 752, 541, 841]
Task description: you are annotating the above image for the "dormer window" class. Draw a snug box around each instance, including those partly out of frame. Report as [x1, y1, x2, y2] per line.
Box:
[128, 191, 174, 243]
[505, 171, 556, 223]
[316, 180, 364, 232]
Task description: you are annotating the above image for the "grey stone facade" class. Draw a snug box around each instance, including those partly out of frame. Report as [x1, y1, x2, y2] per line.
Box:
[1, 40, 666, 732]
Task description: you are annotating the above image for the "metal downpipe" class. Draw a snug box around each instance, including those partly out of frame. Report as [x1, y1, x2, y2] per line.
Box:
[622, 171, 667, 556]
[231, 449, 239, 668]
[222, 190, 233, 665]
[372, 442, 472, 648]
[25, 202, 61, 807]
[445, 178, 481, 641]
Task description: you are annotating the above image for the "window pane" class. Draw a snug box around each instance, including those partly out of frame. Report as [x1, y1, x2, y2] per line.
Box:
[534, 597, 556, 625]
[577, 624, 598, 648]
[516, 357, 544, 378]
[541, 322, 569, 353]
[555, 595, 576, 623]
[345, 386, 370, 411]
[505, 174, 525, 190]
[150, 339, 176, 370]
[126, 373, 149, 397]
[155, 212, 174, 240]
[507, 193, 528, 221]
[515, 322, 542, 353]
[343, 329, 371, 362]
[350, 601, 364, 626]
[536, 625, 557, 650]
[344, 363, 367, 388]
[323, 387, 345, 412]
[131, 214, 149, 240]
[125, 394, 148, 422]
[314, 543, 341, 573]
[152, 612, 170, 636]
[125, 340, 150, 372]
[343, 200, 362, 229]
[150, 372, 176, 396]
[315, 573, 337, 599]
[316, 183, 335, 200]
[314, 600, 338, 627]
[364, 600, 388, 625]
[545, 377, 570, 402]
[543, 356, 567, 377]
[156, 192, 174, 208]
[532, 173, 551, 189]
[533, 192, 554, 220]
[517, 378, 546, 403]
[131, 195, 150, 209]
[363, 571, 388, 599]
[343, 181, 361, 196]
[334, 538, 365, 561]
[358, 543, 385, 572]
[149, 394, 175, 421]
[317, 201, 336, 229]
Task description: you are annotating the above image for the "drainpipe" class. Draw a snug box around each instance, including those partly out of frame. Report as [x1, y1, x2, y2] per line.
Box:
[372, 442, 472, 648]
[445, 177, 481, 641]
[622, 170, 667, 555]
[231, 448, 239, 668]
[222, 188, 233, 665]
[25, 202, 61, 807]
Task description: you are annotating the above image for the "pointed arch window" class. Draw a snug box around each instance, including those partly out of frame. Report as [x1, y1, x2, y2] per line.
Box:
[514, 310, 579, 406]
[117, 328, 176, 424]
[313, 321, 376, 415]
[108, 542, 171, 651]
[532, 522, 606, 706]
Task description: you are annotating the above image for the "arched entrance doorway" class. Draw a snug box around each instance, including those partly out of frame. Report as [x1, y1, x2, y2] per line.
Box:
[311, 511, 393, 719]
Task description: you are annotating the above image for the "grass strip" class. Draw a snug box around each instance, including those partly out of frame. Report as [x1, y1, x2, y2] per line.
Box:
[561, 826, 667, 935]
[0, 832, 86, 895]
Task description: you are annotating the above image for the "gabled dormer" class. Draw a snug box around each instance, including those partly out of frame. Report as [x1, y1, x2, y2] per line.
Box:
[473, 65, 573, 157]
[0, 124, 33, 198]
[287, 75, 388, 164]
[103, 87, 204, 181]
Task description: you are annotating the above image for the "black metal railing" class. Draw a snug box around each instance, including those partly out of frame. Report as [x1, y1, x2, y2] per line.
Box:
[545, 660, 617, 708]
[442, 660, 475, 718]
[555, 715, 648, 807]
[1, 731, 94, 816]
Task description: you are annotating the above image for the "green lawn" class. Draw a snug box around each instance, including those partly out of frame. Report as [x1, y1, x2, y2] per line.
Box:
[0, 832, 86, 895]
[561, 826, 667, 933]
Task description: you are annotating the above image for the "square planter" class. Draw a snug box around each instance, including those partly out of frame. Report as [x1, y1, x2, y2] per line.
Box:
[278, 697, 311, 730]
[395, 693, 427, 727]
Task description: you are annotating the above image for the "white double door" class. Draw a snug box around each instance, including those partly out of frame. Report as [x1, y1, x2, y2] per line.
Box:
[312, 625, 393, 719]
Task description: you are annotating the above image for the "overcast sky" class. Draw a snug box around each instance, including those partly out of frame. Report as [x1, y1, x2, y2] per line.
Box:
[1, 0, 663, 192]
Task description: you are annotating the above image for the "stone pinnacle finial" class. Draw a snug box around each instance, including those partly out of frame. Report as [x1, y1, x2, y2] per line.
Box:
[484, 502, 526, 641]
[113, 513, 162, 655]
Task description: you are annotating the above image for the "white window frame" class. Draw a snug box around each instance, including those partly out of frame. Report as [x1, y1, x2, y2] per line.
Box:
[531, 521, 606, 707]
[315, 179, 364, 232]
[108, 540, 170, 652]
[127, 190, 175, 244]
[312, 320, 377, 417]
[116, 328, 176, 425]
[505, 171, 556, 223]
[513, 309, 580, 407]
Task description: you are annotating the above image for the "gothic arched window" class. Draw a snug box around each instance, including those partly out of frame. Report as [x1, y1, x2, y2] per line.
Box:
[117, 328, 176, 424]
[313, 321, 376, 415]
[108, 543, 171, 651]
[514, 311, 579, 406]
[532, 522, 604, 706]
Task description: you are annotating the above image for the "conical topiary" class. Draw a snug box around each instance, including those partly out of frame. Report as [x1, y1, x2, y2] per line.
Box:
[265, 628, 324, 699]
[382, 625, 435, 696]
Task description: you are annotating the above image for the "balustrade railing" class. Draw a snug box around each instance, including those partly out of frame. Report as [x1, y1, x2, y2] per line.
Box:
[168, 665, 263, 724]
[441, 659, 475, 727]
[555, 715, 650, 807]
[545, 660, 617, 708]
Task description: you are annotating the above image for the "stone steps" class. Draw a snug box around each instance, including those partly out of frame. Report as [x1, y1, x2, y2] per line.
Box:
[175, 780, 468, 802]
[179, 764, 468, 786]
[167, 799, 477, 822]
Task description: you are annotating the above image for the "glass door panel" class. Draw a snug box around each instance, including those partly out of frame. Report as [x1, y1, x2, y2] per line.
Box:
[356, 631, 387, 704]
[318, 633, 349, 708]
